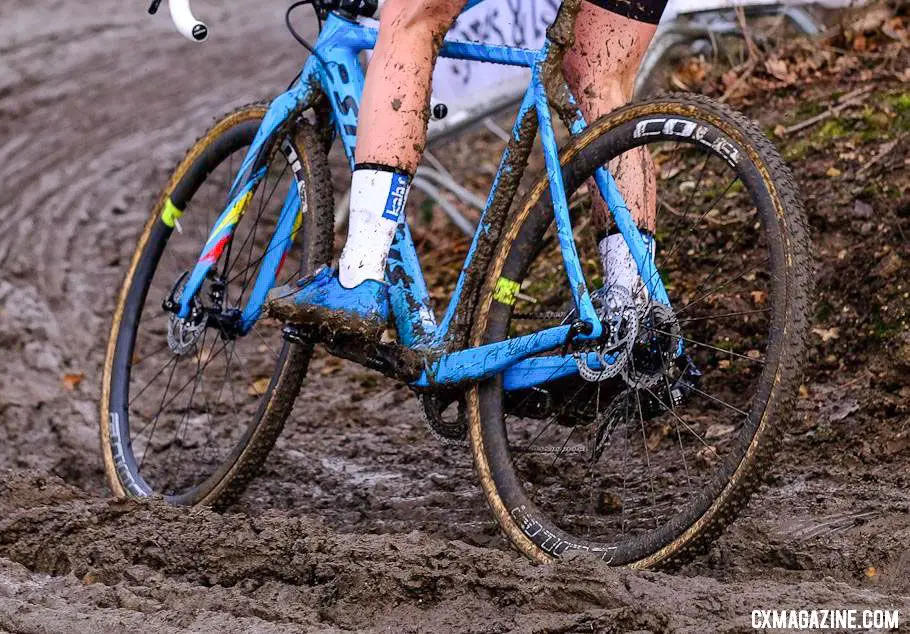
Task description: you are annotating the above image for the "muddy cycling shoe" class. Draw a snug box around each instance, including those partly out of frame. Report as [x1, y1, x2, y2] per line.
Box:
[265, 266, 390, 339]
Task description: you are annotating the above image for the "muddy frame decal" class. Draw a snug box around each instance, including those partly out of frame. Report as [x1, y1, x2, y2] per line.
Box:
[175, 0, 674, 390]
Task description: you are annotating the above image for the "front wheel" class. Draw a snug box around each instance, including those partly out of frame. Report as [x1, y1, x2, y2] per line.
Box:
[100, 104, 334, 507]
[469, 94, 812, 568]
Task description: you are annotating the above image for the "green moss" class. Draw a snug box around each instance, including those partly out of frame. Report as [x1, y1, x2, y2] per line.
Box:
[796, 102, 826, 118]
[815, 119, 849, 140]
[889, 92, 910, 132]
[870, 317, 903, 343]
[890, 92, 910, 114]
[727, 180, 745, 195]
[784, 139, 812, 161]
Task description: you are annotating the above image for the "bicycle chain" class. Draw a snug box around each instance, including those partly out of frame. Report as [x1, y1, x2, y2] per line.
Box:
[420, 403, 586, 454]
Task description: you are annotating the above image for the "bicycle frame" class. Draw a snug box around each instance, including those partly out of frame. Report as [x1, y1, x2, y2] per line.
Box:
[171, 0, 673, 391]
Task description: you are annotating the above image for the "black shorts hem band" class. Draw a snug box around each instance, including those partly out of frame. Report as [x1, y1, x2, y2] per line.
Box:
[582, 0, 667, 25]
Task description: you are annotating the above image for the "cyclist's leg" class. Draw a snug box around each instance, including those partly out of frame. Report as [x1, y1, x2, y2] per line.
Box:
[338, 0, 467, 290]
[268, 0, 466, 333]
[566, 1, 667, 297]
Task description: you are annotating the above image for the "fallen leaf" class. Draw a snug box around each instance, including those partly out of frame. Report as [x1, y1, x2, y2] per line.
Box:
[826, 166, 842, 178]
[813, 327, 840, 342]
[764, 58, 794, 82]
[62, 373, 85, 391]
[695, 445, 720, 468]
[829, 398, 859, 422]
[646, 424, 672, 451]
[799, 384, 809, 398]
[597, 491, 623, 514]
[248, 377, 270, 396]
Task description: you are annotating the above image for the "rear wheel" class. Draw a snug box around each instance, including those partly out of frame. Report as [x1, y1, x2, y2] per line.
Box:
[469, 94, 811, 568]
[100, 104, 334, 507]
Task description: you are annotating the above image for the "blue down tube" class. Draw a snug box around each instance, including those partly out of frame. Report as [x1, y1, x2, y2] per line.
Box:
[433, 85, 538, 345]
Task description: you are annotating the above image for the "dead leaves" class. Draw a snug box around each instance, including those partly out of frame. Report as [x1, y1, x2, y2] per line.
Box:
[812, 327, 841, 343]
[764, 58, 796, 84]
[62, 373, 84, 391]
[248, 377, 270, 396]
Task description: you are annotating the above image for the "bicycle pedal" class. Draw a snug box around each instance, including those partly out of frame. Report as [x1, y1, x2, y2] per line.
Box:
[282, 324, 315, 345]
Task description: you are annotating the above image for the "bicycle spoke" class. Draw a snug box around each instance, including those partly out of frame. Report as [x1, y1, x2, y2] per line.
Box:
[133, 338, 233, 436]
[686, 384, 750, 417]
[131, 353, 180, 403]
[648, 326, 765, 365]
[131, 341, 174, 368]
[676, 261, 766, 317]
[139, 355, 181, 468]
[641, 386, 724, 458]
[664, 373, 693, 492]
[677, 308, 770, 324]
[167, 328, 210, 488]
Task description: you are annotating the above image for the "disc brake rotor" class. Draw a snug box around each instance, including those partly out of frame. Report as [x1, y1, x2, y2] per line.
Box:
[166, 275, 206, 356]
[574, 286, 639, 383]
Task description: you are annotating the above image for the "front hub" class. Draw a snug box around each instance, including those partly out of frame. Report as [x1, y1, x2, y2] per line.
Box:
[162, 271, 244, 355]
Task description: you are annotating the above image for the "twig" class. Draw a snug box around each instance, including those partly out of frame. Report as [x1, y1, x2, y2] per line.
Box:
[856, 138, 899, 177]
[719, 9, 761, 104]
[735, 6, 761, 62]
[719, 58, 758, 104]
[782, 85, 875, 135]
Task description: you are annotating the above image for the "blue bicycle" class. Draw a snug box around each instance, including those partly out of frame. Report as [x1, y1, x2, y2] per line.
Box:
[100, 0, 812, 567]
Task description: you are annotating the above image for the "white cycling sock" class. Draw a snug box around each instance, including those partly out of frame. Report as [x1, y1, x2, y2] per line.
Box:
[338, 166, 411, 289]
[599, 232, 656, 301]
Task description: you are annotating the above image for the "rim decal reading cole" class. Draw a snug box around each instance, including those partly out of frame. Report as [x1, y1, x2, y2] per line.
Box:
[633, 117, 741, 167]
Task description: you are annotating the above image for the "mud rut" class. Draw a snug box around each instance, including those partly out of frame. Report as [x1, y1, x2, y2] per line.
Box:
[0, 2, 908, 632]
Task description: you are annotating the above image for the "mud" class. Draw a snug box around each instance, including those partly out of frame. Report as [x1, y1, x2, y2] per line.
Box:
[1, 2, 909, 632]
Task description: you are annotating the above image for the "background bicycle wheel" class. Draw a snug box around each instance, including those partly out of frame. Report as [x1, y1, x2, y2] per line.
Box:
[0, 1, 907, 631]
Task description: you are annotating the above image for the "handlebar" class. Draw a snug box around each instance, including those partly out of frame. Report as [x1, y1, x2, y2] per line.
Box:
[152, 0, 392, 43]
[151, 0, 208, 42]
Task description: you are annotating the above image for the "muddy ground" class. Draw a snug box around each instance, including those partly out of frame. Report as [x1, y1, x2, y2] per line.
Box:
[0, 2, 908, 632]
